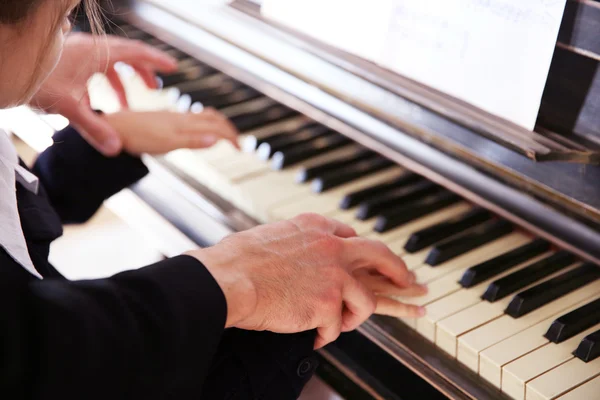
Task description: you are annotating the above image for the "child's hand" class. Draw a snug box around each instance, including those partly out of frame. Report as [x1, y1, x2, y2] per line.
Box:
[103, 108, 239, 155]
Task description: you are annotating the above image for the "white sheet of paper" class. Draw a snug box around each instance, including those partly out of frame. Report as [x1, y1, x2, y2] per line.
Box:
[262, 0, 567, 130]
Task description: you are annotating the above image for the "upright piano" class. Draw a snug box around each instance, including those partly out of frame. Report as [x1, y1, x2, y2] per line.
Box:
[18, 0, 600, 398]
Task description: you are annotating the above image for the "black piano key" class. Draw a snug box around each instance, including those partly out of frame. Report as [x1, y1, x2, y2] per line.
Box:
[241, 122, 318, 153]
[545, 298, 600, 344]
[187, 80, 246, 102]
[339, 173, 424, 209]
[158, 64, 217, 88]
[356, 181, 441, 220]
[312, 157, 395, 193]
[505, 263, 600, 318]
[482, 251, 577, 302]
[164, 47, 191, 61]
[157, 69, 201, 88]
[258, 125, 334, 160]
[296, 149, 376, 183]
[425, 219, 514, 266]
[405, 208, 494, 254]
[117, 28, 154, 41]
[230, 104, 299, 132]
[574, 329, 600, 362]
[271, 135, 352, 169]
[374, 191, 462, 233]
[459, 238, 551, 288]
[201, 87, 263, 109]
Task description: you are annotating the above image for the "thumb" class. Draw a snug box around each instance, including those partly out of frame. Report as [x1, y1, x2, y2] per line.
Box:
[60, 97, 123, 156]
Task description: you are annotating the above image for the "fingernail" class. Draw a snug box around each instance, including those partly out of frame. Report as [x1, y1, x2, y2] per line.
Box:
[420, 284, 429, 293]
[200, 134, 218, 146]
[418, 306, 426, 316]
[103, 138, 121, 154]
[155, 77, 164, 90]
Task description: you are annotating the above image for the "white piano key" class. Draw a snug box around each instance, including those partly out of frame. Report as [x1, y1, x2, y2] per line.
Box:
[329, 209, 377, 235]
[396, 267, 467, 329]
[479, 295, 600, 388]
[413, 233, 532, 340]
[502, 321, 600, 400]
[395, 234, 531, 331]
[220, 96, 275, 119]
[379, 236, 410, 257]
[269, 168, 405, 220]
[525, 354, 600, 400]
[414, 233, 530, 284]
[240, 115, 311, 152]
[229, 147, 378, 223]
[365, 202, 473, 245]
[434, 252, 561, 356]
[400, 247, 435, 270]
[457, 275, 600, 373]
[556, 375, 600, 399]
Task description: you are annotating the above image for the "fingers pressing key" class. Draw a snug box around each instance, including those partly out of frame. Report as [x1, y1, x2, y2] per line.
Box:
[375, 297, 426, 319]
[355, 271, 427, 298]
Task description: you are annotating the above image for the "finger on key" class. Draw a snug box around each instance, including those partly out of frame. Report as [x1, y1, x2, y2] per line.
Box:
[375, 297, 426, 319]
[197, 108, 240, 149]
[183, 118, 238, 149]
[356, 272, 427, 297]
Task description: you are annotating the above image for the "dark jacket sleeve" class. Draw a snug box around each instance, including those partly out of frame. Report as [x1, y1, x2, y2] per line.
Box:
[31, 125, 149, 224]
[1, 252, 226, 399]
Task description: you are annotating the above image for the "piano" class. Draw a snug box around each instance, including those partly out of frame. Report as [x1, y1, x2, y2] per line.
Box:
[10, 0, 600, 399]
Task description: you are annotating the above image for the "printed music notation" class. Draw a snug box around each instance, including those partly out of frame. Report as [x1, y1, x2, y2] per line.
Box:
[468, 0, 565, 28]
[379, 0, 567, 129]
[262, 0, 567, 130]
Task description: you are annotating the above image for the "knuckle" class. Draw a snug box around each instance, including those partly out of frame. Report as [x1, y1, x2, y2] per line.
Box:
[315, 233, 344, 257]
[369, 239, 390, 254]
[321, 287, 342, 310]
[295, 212, 323, 225]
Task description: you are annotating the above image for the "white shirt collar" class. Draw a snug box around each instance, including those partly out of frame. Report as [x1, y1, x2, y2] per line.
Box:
[0, 130, 42, 279]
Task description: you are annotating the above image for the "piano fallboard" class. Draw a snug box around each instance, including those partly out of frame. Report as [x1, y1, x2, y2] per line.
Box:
[101, 0, 600, 264]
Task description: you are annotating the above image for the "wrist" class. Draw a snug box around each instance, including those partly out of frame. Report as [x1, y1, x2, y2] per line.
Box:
[187, 247, 257, 329]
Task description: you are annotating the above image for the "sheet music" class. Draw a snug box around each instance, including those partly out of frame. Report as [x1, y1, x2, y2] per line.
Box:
[262, 0, 567, 130]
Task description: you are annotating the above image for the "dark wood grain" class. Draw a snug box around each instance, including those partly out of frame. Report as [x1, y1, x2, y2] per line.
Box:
[538, 47, 600, 143]
[558, 0, 600, 59]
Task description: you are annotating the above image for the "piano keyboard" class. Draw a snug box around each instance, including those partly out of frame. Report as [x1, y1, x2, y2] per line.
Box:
[82, 23, 600, 400]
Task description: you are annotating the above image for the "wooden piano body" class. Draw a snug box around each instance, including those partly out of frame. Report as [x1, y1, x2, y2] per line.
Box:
[12, 0, 600, 398]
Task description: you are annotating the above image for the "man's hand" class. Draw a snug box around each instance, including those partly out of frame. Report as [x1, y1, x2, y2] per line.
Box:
[190, 213, 427, 349]
[30, 33, 177, 156]
[103, 108, 239, 155]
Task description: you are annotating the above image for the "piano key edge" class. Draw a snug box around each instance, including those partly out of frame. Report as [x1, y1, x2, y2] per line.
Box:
[121, 4, 600, 269]
[129, 154, 511, 400]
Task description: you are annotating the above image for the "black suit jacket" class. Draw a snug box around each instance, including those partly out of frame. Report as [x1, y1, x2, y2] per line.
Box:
[0, 127, 236, 398]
